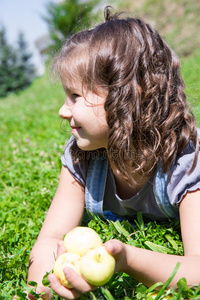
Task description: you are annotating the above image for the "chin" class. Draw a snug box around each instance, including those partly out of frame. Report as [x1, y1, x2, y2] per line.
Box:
[76, 144, 92, 151]
[76, 141, 105, 152]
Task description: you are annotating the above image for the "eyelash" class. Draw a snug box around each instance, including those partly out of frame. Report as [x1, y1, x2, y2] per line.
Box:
[72, 94, 80, 98]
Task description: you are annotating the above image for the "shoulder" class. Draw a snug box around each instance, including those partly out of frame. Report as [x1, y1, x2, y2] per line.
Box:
[61, 136, 89, 186]
[167, 135, 200, 206]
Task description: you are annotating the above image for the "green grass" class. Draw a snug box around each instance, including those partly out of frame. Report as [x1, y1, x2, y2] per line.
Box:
[182, 52, 200, 124]
[0, 52, 200, 299]
[0, 75, 68, 299]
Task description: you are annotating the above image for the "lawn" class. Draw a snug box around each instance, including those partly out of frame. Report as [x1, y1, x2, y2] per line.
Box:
[0, 52, 200, 299]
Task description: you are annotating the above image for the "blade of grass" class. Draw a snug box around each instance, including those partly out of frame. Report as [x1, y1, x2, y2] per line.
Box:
[145, 241, 169, 254]
[153, 262, 181, 300]
[101, 288, 115, 300]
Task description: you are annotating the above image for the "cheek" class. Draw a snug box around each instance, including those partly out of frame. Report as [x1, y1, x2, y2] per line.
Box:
[97, 113, 108, 131]
[91, 113, 108, 137]
[72, 104, 85, 120]
[92, 105, 107, 122]
[73, 102, 107, 129]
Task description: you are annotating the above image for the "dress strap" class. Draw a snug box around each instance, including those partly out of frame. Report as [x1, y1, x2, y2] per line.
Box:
[153, 162, 179, 219]
[85, 156, 108, 218]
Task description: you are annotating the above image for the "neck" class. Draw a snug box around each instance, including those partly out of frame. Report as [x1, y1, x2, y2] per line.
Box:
[113, 170, 151, 200]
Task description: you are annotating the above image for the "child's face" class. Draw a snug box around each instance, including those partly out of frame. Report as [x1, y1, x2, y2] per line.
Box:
[59, 80, 108, 151]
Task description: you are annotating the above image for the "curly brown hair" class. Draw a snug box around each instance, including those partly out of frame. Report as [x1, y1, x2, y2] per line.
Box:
[52, 7, 199, 184]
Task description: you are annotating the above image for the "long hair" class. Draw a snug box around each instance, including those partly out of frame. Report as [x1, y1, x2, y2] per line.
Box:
[52, 7, 199, 184]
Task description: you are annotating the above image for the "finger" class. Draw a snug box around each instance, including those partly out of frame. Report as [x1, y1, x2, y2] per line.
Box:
[35, 286, 54, 300]
[57, 240, 66, 257]
[63, 267, 96, 293]
[48, 273, 81, 300]
[104, 239, 123, 256]
[27, 293, 37, 300]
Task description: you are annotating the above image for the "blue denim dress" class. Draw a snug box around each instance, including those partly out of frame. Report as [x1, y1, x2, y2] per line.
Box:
[85, 128, 200, 222]
[85, 156, 179, 222]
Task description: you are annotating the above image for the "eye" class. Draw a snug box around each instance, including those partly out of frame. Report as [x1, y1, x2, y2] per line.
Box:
[72, 94, 80, 98]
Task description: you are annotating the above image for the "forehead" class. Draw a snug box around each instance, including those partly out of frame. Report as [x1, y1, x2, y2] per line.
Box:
[62, 78, 83, 94]
[58, 48, 104, 96]
[59, 45, 89, 83]
[55, 38, 107, 97]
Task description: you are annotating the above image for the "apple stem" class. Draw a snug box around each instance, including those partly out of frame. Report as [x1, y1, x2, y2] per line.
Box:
[95, 253, 102, 263]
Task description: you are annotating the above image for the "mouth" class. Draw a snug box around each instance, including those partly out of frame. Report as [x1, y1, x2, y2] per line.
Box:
[71, 126, 81, 134]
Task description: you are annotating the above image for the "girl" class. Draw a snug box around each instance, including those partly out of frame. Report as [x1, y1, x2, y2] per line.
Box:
[27, 7, 200, 300]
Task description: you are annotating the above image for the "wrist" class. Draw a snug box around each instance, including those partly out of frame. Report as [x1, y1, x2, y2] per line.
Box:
[122, 244, 137, 275]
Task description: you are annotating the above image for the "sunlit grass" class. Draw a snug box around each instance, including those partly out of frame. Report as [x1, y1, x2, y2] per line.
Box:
[182, 51, 200, 125]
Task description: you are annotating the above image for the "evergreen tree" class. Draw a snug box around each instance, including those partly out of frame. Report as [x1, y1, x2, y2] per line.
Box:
[0, 26, 17, 97]
[15, 32, 35, 89]
[43, 0, 101, 53]
[0, 27, 35, 98]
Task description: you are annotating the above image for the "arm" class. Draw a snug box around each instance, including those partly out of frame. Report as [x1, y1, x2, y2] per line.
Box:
[105, 189, 200, 287]
[50, 189, 200, 299]
[27, 165, 85, 290]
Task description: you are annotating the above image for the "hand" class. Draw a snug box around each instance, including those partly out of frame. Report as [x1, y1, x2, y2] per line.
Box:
[13, 240, 66, 300]
[48, 269, 96, 299]
[48, 240, 96, 299]
[29, 286, 54, 300]
[48, 239, 126, 299]
[104, 239, 128, 273]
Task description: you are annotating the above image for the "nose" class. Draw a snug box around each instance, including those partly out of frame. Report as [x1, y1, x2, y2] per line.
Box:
[59, 103, 72, 120]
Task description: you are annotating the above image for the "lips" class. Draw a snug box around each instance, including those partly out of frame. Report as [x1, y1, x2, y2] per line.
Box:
[71, 126, 81, 134]
[71, 126, 81, 130]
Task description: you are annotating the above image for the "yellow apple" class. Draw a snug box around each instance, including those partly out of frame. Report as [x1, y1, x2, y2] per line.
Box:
[63, 227, 102, 256]
[80, 245, 115, 286]
[53, 252, 81, 288]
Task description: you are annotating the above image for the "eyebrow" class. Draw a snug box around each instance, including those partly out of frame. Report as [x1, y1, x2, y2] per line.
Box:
[61, 83, 74, 94]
